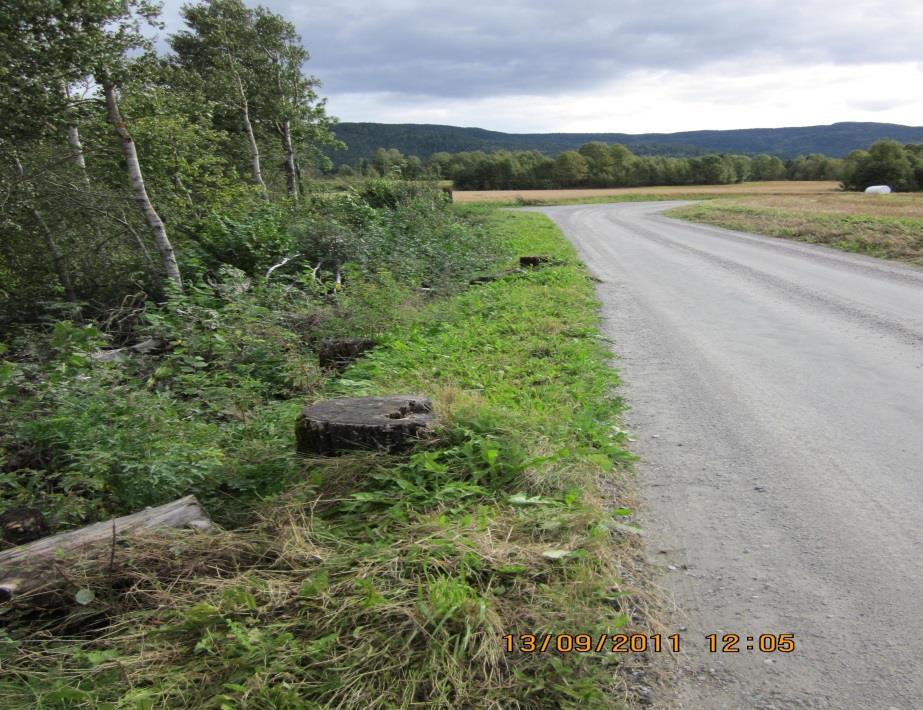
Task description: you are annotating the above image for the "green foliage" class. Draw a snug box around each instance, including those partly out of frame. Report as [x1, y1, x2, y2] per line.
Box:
[353, 177, 440, 209]
[285, 181, 506, 290]
[0, 278, 315, 523]
[0, 0, 344, 328]
[124, 82, 259, 226]
[170, 0, 338, 196]
[841, 139, 920, 191]
[551, 150, 590, 187]
[191, 203, 293, 274]
[786, 153, 842, 182]
[0, 190, 507, 526]
[358, 142, 842, 191]
[751, 153, 786, 180]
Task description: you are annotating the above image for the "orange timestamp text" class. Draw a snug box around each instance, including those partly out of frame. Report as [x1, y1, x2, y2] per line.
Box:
[504, 632, 797, 654]
[503, 633, 681, 654]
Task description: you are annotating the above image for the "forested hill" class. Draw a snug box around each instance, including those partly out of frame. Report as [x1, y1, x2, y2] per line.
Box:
[330, 121, 923, 164]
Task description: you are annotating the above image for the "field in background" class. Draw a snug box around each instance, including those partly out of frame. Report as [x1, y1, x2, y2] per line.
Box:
[668, 192, 923, 265]
[690, 192, 923, 220]
[452, 181, 841, 204]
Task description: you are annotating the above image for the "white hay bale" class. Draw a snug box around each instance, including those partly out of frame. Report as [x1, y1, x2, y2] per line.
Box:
[864, 185, 892, 194]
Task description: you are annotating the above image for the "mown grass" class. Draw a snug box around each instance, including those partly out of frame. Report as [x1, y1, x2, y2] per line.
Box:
[0, 211, 652, 708]
[668, 196, 923, 265]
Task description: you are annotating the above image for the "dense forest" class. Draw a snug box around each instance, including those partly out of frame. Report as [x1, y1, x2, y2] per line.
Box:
[330, 121, 923, 165]
[338, 141, 923, 192]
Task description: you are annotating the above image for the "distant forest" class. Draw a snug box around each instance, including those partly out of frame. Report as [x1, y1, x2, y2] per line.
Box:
[329, 121, 923, 165]
[334, 141, 923, 192]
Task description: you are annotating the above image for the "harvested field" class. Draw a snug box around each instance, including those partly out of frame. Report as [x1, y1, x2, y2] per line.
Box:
[668, 192, 923, 265]
[452, 181, 841, 204]
[703, 192, 923, 220]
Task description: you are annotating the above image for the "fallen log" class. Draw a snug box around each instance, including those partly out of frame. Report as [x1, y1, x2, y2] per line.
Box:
[0, 495, 211, 603]
[90, 337, 166, 362]
[296, 395, 436, 455]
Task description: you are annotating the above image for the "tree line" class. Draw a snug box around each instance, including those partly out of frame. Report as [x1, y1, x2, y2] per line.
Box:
[1, 0, 337, 326]
[340, 141, 923, 192]
[841, 141, 923, 192]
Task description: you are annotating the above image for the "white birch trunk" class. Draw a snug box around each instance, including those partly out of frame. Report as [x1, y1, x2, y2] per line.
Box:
[102, 81, 182, 289]
[241, 98, 269, 200]
[280, 120, 298, 199]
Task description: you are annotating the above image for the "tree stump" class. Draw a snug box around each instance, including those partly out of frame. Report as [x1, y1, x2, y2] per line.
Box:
[519, 255, 553, 268]
[317, 338, 376, 370]
[0, 495, 211, 602]
[296, 395, 436, 456]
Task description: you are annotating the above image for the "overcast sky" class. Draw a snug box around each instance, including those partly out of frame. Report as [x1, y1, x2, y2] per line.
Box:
[156, 0, 923, 134]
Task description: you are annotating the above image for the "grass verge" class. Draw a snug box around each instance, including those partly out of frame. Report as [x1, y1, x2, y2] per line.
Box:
[0, 210, 653, 708]
[667, 195, 923, 265]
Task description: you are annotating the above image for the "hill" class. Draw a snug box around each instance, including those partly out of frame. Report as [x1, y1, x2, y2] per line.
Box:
[329, 121, 923, 164]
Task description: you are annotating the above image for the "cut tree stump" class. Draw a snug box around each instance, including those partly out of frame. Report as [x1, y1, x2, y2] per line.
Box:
[0, 495, 211, 603]
[317, 338, 376, 370]
[296, 395, 436, 456]
[519, 255, 553, 268]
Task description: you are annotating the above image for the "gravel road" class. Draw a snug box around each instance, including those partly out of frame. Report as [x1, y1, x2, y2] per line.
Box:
[538, 202, 923, 709]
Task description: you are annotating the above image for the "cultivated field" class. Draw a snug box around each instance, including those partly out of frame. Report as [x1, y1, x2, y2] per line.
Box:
[452, 181, 841, 203]
[695, 191, 923, 219]
[668, 192, 923, 264]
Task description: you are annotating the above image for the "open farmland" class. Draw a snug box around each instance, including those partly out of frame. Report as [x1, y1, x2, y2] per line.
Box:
[668, 192, 923, 264]
[452, 180, 841, 204]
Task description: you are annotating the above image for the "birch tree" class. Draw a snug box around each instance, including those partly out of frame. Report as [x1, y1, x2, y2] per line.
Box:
[171, 1, 339, 200]
[101, 79, 182, 286]
[1, 0, 183, 290]
[171, 0, 270, 199]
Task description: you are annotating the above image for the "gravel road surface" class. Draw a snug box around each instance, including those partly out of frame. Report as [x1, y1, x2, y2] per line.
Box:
[538, 202, 923, 709]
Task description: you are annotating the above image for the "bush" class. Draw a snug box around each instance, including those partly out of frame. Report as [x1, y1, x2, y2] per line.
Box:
[0, 183, 508, 528]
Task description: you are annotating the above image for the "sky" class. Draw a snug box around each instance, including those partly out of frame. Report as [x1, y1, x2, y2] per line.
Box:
[155, 0, 923, 134]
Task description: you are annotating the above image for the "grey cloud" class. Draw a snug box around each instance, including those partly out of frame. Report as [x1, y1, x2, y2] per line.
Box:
[849, 97, 912, 112]
[157, 0, 923, 100]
